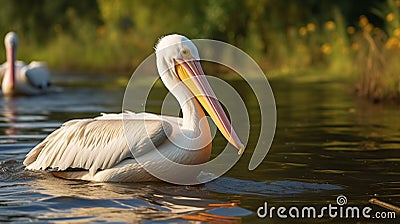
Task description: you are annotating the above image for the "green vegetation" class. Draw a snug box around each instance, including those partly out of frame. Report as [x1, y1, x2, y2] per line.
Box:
[353, 0, 400, 102]
[0, 0, 399, 102]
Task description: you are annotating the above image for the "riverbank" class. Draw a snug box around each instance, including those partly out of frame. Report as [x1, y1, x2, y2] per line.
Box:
[1, 1, 399, 103]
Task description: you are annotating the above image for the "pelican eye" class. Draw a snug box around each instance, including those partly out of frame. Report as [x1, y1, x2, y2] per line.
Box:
[180, 48, 191, 58]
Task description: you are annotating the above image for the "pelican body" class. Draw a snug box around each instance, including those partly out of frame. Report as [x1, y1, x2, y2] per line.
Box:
[1, 32, 56, 96]
[24, 34, 244, 183]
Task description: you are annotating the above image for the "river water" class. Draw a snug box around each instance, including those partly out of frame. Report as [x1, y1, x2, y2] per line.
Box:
[0, 73, 398, 223]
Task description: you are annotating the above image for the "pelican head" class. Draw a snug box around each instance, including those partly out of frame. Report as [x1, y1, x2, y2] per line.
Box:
[4, 32, 19, 49]
[155, 34, 244, 154]
[3, 32, 19, 91]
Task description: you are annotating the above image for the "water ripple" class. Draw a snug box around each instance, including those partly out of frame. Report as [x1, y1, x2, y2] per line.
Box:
[206, 177, 343, 196]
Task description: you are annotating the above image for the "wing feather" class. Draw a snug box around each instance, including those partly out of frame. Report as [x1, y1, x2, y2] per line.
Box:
[24, 113, 172, 175]
[23, 62, 51, 88]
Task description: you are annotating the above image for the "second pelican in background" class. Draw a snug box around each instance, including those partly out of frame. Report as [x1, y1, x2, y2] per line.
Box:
[0, 32, 58, 96]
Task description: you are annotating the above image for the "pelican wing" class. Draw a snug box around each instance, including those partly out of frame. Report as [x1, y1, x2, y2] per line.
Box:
[24, 113, 172, 175]
[22, 61, 51, 89]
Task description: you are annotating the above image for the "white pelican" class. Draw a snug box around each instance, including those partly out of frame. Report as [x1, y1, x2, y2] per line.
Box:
[23, 34, 244, 183]
[1, 32, 57, 96]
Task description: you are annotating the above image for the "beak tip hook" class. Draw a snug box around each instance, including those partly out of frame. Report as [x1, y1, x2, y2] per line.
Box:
[237, 145, 245, 155]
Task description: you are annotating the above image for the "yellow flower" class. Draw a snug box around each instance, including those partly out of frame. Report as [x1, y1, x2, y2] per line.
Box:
[386, 13, 395, 22]
[97, 26, 106, 36]
[394, 28, 400, 37]
[299, 27, 307, 36]
[347, 26, 356, 34]
[325, 21, 336, 30]
[351, 43, 359, 51]
[359, 15, 368, 27]
[385, 37, 398, 49]
[321, 43, 332, 54]
[307, 23, 316, 32]
[364, 24, 373, 33]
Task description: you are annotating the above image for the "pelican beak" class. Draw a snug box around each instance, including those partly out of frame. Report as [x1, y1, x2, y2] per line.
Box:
[174, 58, 245, 155]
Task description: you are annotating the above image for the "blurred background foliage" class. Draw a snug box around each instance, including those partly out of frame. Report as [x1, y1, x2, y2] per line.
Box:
[0, 0, 399, 101]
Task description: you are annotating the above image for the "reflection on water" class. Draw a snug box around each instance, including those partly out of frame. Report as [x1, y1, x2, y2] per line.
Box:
[0, 74, 398, 223]
[0, 160, 340, 223]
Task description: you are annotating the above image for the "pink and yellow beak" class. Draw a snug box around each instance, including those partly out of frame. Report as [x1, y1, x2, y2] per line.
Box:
[174, 58, 245, 155]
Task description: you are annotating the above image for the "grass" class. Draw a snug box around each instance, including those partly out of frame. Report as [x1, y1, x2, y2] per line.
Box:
[264, 2, 400, 103]
[353, 1, 400, 103]
[13, 22, 155, 75]
[2, 1, 400, 103]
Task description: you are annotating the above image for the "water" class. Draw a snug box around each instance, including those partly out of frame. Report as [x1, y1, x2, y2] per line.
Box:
[0, 74, 399, 223]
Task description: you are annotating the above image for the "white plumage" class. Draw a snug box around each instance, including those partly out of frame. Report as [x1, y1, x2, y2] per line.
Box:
[24, 34, 244, 182]
[1, 32, 59, 96]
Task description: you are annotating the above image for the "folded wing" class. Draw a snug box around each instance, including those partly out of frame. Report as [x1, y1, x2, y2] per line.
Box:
[24, 113, 172, 175]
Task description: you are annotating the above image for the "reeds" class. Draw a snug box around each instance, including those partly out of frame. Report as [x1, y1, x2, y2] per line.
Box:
[1, 1, 399, 103]
[353, 0, 400, 103]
